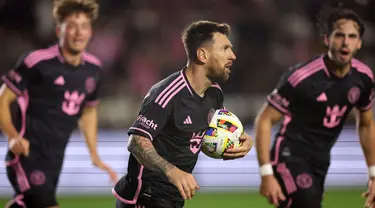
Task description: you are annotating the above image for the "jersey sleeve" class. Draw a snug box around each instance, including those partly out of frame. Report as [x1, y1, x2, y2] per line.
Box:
[85, 72, 101, 107]
[355, 78, 375, 111]
[128, 90, 171, 141]
[267, 71, 297, 114]
[1, 55, 36, 96]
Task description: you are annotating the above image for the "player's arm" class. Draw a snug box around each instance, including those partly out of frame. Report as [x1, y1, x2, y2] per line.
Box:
[254, 104, 283, 168]
[356, 108, 375, 207]
[79, 73, 118, 183]
[79, 105, 117, 183]
[80, 71, 102, 162]
[79, 105, 100, 163]
[255, 70, 295, 173]
[355, 77, 375, 178]
[255, 71, 295, 206]
[128, 91, 199, 199]
[0, 85, 19, 139]
[0, 56, 34, 156]
[354, 76, 375, 207]
[356, 108, 375, 171]
[127, 134, 174, 174]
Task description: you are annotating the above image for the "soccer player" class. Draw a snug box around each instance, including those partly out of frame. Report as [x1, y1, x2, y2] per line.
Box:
[112, 20, 253, 208]
[255, 5, 375, 208]
[0, 0, 117, 207]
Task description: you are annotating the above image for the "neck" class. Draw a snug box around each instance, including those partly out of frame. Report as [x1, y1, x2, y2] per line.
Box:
[185, 63, 212, 97]
[59, 44, 82, 66]
[325, 52, 351, 77]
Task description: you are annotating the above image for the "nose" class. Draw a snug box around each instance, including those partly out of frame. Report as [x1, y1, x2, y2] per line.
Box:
[76, 27, 82, 36]
[229, 49, 236, 61]
[343, 36, 349, 46]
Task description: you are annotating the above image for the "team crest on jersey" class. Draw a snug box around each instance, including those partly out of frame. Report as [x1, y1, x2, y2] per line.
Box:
[207, 108, 215, 124]
[85, 77, 96, 94]
[348, 87, 360, 104]
[29, 170, 46, 186]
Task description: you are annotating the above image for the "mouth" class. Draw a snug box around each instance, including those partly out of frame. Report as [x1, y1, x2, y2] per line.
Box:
[73, 39, 85, 46]
[338, 48, 350, 56]
[224, 63, 232, 72]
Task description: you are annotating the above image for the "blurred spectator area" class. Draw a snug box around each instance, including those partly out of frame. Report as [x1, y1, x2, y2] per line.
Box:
[0, 0, 374, 128]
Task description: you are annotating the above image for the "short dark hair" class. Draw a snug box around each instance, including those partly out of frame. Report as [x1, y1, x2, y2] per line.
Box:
[53, 0, 99, 25]
[181, 20, 230, 62]
[317, 3, 365, 37]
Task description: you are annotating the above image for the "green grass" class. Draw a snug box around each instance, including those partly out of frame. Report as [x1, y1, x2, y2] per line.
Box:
[0, 189, 367, 208]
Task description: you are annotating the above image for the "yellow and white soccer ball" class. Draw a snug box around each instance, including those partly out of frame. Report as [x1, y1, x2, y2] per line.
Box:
[202, 109, 243, 159]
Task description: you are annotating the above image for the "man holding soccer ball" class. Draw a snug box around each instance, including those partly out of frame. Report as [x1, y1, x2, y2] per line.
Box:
[112, 20, 253, 208]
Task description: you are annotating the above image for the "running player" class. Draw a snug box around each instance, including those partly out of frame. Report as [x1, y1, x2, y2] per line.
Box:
[112, 20, 253, 208]
[0, 1, 117, 207]
[255, 5, 375, 208]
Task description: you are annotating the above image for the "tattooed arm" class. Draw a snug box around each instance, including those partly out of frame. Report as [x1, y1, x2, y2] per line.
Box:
[127, 134, 175, 174]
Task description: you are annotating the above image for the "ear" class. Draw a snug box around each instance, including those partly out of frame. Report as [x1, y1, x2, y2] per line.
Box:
[357, 39, 362, 50]
[197, 48, 209, 64]
[323, 34, 329, 47]
[55, 25, 61, 39]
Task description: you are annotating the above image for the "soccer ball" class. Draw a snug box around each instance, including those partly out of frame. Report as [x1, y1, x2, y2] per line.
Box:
[201, 109, 243, 159]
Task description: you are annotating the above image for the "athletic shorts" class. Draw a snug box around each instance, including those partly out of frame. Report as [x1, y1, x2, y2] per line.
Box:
[270, 137, 328, 208]
[5, 151, 62, 208]
[113, 175, 184, 208]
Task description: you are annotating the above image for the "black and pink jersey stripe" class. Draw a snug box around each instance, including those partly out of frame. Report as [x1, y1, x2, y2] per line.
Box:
[114, 68, 224, 203]
[267, 54, 374, 160]
[2, 44, 101, 158]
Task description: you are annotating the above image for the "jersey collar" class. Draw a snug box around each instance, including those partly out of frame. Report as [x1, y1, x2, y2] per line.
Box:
[55, 44, 86, 65]
[321, 54, 352, 79]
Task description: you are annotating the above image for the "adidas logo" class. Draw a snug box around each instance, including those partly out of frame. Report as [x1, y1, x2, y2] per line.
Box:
[316, 92, 327, 102]
[183, 116, 192, 124]
[54, 76, 65, 86]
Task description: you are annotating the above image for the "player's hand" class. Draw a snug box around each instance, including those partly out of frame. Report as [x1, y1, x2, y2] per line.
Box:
[222, 132, 253, 160]
[9, 137, 30, 157]
[91, 155, 118, 185]
[260, 175, 286, 207]
[166, 166, 200, 200]
[362, 178, 375, 207]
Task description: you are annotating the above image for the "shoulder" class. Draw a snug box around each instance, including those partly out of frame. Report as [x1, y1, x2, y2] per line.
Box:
[145, 71, 190, 109]
[207, 82, 223, 97]
[352, 58, 374, 83]
[284, 55, 326, 87]
[82, 51, 102, 69]
[22, 44, 61, 68]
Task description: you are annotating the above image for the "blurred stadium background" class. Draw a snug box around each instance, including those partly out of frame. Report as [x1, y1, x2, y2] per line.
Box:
[0, 0, 374, 207]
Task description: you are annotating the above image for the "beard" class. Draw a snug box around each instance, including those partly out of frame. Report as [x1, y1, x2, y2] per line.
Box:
[67, 45, 83, 55]
[206, 60, 229, 83]
[331, 50, 355, 67]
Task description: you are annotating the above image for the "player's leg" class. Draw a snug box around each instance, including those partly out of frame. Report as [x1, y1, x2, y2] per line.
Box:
[273, 156, 322, 208]
[5, 154, 27, 208]
[5, 152, 61, 208]
[115, 195, 183, 208]
[314, 169, 328, 208]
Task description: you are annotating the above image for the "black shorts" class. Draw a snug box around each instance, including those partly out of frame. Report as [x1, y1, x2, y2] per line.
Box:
[113, 175, 184, 208]
[5, 151, 62, 208]
[115, 198, 184, 208]
[271, 137, 328, 208]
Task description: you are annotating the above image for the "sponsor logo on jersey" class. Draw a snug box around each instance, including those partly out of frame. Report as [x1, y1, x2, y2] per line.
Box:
[137, 115, 158, 130]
